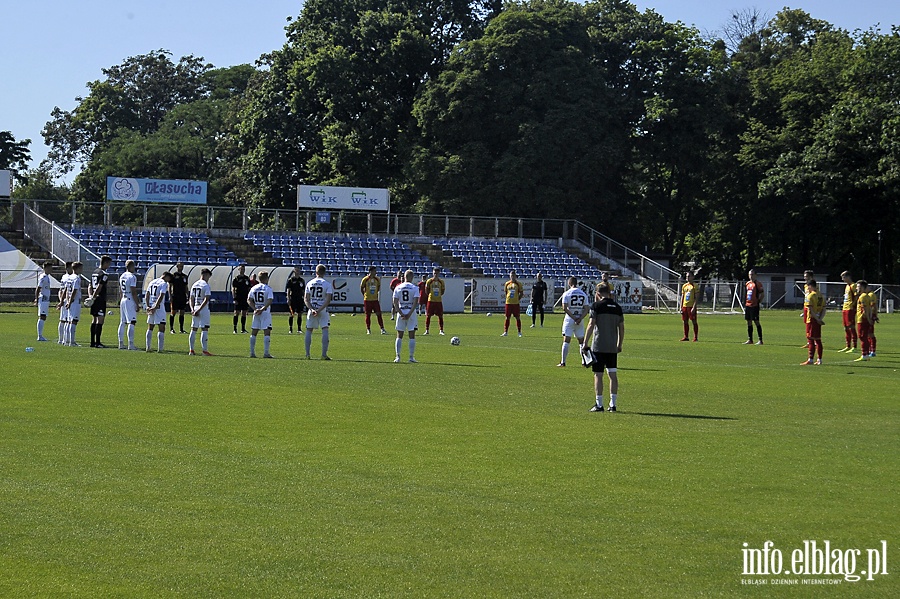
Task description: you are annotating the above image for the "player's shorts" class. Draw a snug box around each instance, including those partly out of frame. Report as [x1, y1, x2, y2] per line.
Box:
[395, 312, 418, 332]
[562, 317, 585, 339]
[363, 300, 382, 315]
[120, 299, 137, 324]
[842, 309, 854, 328]
[289, 300, 305, 316]
[805, 320, 822, 339]
[234, 297, 250, 311]
[531, 300, 544, 313]
[59, 303, 69, 321]
[744, 305, 760, 321]
[146, 308, 167, 326]
[251, 311, 273, 331]
[306, 309, 330, 330]
[856, 321, 871, 340]
[90, 299, 107, 317]
[68, 303, 82, 322]
[681, 307, 697, 321]
[590, 351, 618, 373]
[504, 304, 521, 318]
[191, 308, 211, 330]
[38, 299, 50, 318]
[426, 301, 444, 316]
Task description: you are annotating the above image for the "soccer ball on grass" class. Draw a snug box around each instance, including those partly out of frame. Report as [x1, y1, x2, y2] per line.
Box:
[450, 336, 461, 346]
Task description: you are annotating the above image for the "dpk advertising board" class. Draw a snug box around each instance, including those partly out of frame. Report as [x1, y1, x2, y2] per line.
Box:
[107, 177, 208, 204]
[471, 278, 556, 312]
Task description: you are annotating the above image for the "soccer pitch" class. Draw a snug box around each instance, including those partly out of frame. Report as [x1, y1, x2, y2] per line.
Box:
[1, 307, 896, 597]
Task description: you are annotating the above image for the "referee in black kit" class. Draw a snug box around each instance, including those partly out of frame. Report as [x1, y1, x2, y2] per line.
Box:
[530, 272, 548, 328]
[169, 262, 189, 334]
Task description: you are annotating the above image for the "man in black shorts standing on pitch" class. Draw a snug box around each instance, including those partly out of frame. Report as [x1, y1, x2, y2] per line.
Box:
[168, 262, 190, 334]
[286, 265, 306, 334]
[88, 255, 113, 347]
[232, 264, 251, 334]
[530, 272, 548, 328]
[582, 281, 625, 413]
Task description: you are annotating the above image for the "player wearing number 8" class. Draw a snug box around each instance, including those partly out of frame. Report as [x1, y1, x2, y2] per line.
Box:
[558, 277, 590, 367]
[393, 269, 419, 363]
[248, 271, 275, 358]
[304, 264, 334, 360]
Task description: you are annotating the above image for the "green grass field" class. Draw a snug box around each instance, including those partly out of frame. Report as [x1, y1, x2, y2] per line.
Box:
[0, 306, 896, 597]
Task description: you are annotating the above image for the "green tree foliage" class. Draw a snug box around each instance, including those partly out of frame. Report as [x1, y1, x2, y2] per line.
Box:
[228, 0, 491, 211]
[0, 131, 31, 184]
[11, 167, 69, 202]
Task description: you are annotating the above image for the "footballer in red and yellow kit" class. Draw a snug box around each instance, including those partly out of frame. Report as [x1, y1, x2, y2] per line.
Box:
[360, 267, 385, 334]
[502, 272, 525, 335]
[744, 270, 764, 344]
[855, 282, 875, 359]
[802, 282, 825, 364]
[839, 272, 858, 351]
[680, 272, 699, 341]
[424, 268, 446, 334]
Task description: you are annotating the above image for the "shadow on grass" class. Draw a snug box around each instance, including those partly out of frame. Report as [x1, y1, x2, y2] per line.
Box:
[631, 412, 737, 421]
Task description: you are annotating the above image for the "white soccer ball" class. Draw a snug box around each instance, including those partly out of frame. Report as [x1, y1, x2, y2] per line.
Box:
[450, 336, 461, 346]
[486, 312, 492, 317]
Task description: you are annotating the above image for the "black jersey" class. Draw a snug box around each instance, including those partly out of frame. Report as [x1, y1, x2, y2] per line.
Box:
[91, 268, 109, 302]
[286, 275, 306, 302]
[170, 271, 190, 302]
[531, 280, 548, 303]
[232, 274, 252, 300]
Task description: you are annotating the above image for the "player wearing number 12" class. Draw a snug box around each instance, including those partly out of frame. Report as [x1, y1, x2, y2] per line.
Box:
[558, 277, 590, 367]
[189, 268, 213, 356]
[393, 269, 419, 363]
[248, 271, 275, 359]
[305, 264, 334, 360]
[501, 271, 524, 337]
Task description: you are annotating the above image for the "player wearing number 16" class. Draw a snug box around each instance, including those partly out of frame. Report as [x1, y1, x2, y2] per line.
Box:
[248, 271, 275, 358]
[393, 269, 419, 363]
[304, 264, 334, 360]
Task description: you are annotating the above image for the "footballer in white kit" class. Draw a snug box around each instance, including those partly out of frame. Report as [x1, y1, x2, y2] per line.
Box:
[190, 275, 212, 330]
[393, 280, 419, 332]
[145, 275, 170, 326]
[57, 262, 73, 343]
[558, 277, 590, 367]
[189, 268, 214, 356]
[305, 275, 334, 330]
[248, 280, 274, 331]
[119, 270, 139, 325]
[35, 262, 53, 341]
[392, 270, 419, 363]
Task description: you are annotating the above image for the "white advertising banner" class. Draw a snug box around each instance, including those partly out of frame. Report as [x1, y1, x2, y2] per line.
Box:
[297, 185, 390, 212]
[576, 278, 643, 314]
[0, 170, 11, 197]
[471, 278, 556, 312]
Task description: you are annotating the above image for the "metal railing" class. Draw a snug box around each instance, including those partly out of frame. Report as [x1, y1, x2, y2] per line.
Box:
[23, 206, 101, 273]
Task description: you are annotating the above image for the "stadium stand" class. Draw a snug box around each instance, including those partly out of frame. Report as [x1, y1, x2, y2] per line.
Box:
[68, 226, 244, 276]
[433, 238, 604, 280]
[243, 233, 455, 277]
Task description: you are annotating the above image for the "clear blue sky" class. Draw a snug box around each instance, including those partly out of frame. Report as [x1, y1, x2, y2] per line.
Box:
[2, 1, 897, 181]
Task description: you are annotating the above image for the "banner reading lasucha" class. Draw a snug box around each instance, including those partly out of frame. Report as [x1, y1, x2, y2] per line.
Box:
[298, 185, 390, 212]
[107, 177, 207, 204]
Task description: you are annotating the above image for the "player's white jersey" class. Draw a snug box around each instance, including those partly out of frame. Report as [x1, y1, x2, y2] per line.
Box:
[562, 287, 590, 320]
[69, 274, 82, 305]
[37, 273, 52, 302]
[248, 283, 274, 312]
[305, 277, 333, 311]
[393, 281, 419, 312]
[145, 278, 169, 310]
[119, 272, 138, 304]
[190, 280, 211, 311]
